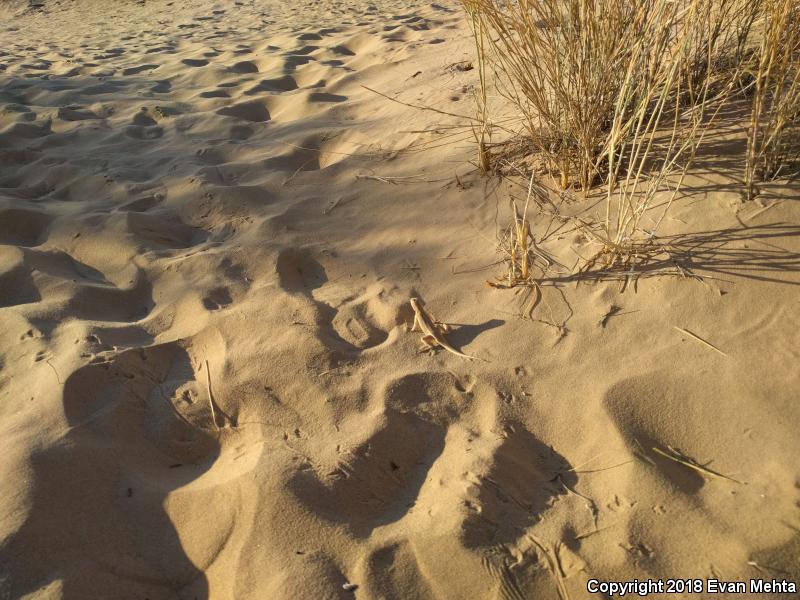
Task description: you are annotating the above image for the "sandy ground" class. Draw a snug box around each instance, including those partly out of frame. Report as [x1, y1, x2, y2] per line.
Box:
[1, 0, 799, 598]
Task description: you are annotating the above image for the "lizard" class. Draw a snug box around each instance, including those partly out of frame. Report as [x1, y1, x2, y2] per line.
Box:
[408, 297, 484, 361]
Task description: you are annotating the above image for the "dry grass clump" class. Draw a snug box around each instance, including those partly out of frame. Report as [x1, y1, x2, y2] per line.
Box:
[684, 0, 761, 100]
[460, 0, 749, 193]
[464, 2, 703, 263]
[461, 0, 788, 277]
[744, 0, 800, 199]
[461, 0, 762, 187]
[461, 0, 647, 191]
[489, 196, 545, 290]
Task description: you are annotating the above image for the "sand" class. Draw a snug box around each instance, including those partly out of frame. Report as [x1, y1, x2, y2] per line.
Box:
[1, 0, 799, 598]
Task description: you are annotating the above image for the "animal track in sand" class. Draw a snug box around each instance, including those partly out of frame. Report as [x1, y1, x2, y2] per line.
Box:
[331, 309, 388, 350]
[276, 251, 398, 353]
[65, 340, 222, 474]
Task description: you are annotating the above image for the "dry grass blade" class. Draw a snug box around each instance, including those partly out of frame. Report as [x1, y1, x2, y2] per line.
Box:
[526, 535, 571, 600]
[574, 523, 618, 541]
[652, 445, 745, 484]
[487, 174, 559, 317]
[360, 84, 475, 121]
[673, 326, 728, 357]
[205, 359, 220, 430]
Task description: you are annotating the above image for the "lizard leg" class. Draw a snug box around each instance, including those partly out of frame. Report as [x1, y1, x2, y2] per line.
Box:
[418, 334, 439, 354]
[408, 315, 422, 333]
[436, 322, 452, 333]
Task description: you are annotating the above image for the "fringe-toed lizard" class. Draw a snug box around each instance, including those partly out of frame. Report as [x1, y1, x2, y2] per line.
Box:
[408, 297, 483, 361]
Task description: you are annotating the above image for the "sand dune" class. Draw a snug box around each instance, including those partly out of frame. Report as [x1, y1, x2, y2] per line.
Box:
[1, 0, 799, 598]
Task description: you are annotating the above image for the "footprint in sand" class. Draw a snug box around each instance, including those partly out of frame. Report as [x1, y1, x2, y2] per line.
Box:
[0, 254, 42, 308]
[200, 89, 231, 98]
[308, 92, 347, 103]
[124, 211, 208, 249]
[230, 60, 259, 73]
[181, 58, 209, 67]
[56, 106, 100, 121]
[246, 75, 299, 93]
[151, 80, 172, 93]
[0, 207, 52, 246]
[276, 248, 327, 292]
[202, 286, 233, 311]
[132, 110, 157, 127]
[122, 63, 159, 76]
[229, 124, 254, 140]
[460, 426, 574, 549]
[125, 124, 163, 140]
[288, 408, 447, 536]
[0, 336, 238, 597]
[216, 100, 271, 123]
[118, 194, 163, 213]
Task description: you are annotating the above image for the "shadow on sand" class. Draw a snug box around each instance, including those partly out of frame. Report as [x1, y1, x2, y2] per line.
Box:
[0, 343, 218, 599]
[541, 223, 800, 287]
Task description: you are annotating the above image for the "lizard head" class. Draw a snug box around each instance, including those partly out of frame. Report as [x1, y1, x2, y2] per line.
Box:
[410, 297, 421, 309]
